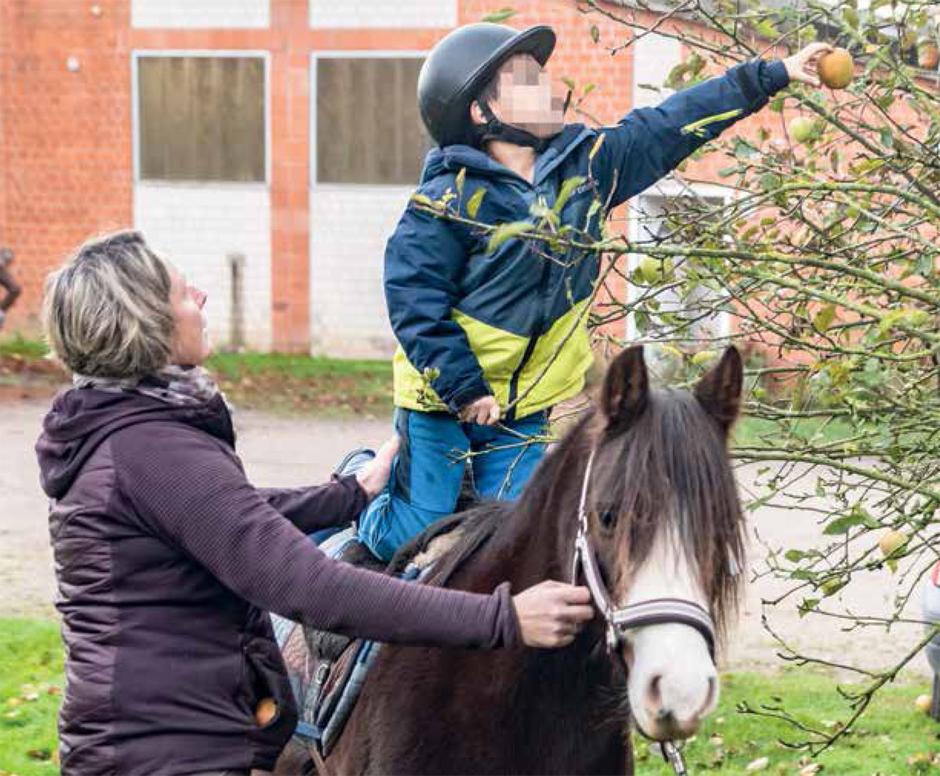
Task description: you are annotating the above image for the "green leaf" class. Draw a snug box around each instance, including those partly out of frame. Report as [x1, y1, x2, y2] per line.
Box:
[553, 176, 587, 214]
[411, 193, 435, 208]
[798, 598, 820, 617]
[759, 173, 782, 192]
[813, 304, 838, 333]
[755, 20, 779, 39]
[590, 24, 600, 44]
[823, 514, 866, 535]
[584, 199, 602, 228]
[785, 549, 807, 563]
[589, 133, 606, 161]
[482, 7, 516, 23]
[487, 221, 531, 253]
[466, 187, 486, 219]
[824, 506, 880, 535]
[820, 577, 848, 597]
[454, 167, 466, 198]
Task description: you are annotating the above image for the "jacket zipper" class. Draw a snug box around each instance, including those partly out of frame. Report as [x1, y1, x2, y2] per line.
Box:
[505, 248, 553, 422]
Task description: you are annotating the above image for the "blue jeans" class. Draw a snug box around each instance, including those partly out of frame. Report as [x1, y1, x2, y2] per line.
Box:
[357, 408, 548, 562]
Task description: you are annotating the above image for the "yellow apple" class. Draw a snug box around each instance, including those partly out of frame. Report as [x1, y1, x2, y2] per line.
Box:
[638, 256, 673, 285]
[918, 40, 940, 70]
[878, 529, 908, 558]
[818, 48, 854, 89]
[789, 116, 816, 144]
[915, 693, 932, 714]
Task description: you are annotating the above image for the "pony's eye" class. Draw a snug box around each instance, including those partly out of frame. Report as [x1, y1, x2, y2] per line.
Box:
[594, 508, 618, 529]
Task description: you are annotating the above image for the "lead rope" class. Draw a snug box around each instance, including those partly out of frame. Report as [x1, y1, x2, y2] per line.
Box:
[572, 448, 687, 776]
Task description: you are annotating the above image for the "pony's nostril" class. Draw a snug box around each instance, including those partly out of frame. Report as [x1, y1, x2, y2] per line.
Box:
[646, 673, 663, 712]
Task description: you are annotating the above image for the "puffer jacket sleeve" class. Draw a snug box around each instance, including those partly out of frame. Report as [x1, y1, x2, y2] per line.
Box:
[595, 58, 790, 207]
[113, 422, 520, 649]
[385, 202, 492, 412]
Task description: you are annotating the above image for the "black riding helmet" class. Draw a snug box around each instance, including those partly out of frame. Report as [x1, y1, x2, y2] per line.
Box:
[418, 23, 557, 148]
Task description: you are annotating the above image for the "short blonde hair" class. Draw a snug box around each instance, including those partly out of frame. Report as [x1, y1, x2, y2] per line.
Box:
[43, 230, 174, 378]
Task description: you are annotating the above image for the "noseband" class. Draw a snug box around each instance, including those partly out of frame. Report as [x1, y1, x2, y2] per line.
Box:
[569, 448, 718, 776]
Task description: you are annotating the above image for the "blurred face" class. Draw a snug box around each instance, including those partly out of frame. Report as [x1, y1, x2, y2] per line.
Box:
[168, 265, 210, 366]
[485, 54, 565, 138]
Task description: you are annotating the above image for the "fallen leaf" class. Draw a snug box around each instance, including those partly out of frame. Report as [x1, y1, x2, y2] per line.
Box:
[746, 756, 770, 771]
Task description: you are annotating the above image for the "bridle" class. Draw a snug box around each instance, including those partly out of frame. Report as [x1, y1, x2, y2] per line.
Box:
[569, 448, 718, 775]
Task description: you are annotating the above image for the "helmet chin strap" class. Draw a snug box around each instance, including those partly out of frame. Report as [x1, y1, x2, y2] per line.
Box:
[475, 101, 558, 153]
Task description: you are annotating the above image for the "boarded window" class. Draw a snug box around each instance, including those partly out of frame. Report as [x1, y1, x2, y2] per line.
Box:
[316, 57, 431, 185]
[138, 56, 266, 182]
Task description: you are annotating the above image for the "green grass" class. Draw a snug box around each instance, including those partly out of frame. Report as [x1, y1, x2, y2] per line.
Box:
[641, 669, 940, 774]
[2, 618, 939, 774]
[0, 619, 63, 776]
[0, 335, 49, 361]
[205, 351, 393, 415]
[205, 351, 391, 380]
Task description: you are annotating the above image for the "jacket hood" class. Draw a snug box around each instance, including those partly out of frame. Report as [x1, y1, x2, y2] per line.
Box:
[36, 388, 233, 499]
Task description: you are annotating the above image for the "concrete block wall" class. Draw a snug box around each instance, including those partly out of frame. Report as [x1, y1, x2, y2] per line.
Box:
[309, 185, 412, 358]
[134, 183, 273, 351]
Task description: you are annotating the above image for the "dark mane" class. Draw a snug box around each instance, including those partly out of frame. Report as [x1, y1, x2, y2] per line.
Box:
[594, 388, 745, 638]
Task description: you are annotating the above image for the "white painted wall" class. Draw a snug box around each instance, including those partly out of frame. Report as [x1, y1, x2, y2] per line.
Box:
[309, 0, 456, 29]
[134, 183, 273, 351]
[309, 185, 409, 358]
[131, 0, 270, 29]
[631, 31, 681, 109]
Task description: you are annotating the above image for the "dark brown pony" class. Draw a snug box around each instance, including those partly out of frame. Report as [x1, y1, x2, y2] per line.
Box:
[277, 345, 746, 775]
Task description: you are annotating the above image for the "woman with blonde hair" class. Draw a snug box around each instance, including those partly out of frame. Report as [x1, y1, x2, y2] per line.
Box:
[35, 230, 592, 776]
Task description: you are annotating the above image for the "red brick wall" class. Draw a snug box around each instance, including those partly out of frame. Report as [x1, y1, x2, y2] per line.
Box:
[0, 0, 133, 334]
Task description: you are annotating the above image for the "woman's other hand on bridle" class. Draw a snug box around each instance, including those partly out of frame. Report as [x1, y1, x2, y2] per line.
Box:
[356, 436, 400, 500]
[513, 580, 594, 648]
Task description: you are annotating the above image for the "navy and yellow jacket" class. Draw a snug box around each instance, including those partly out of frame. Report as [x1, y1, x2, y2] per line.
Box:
[386, 58, 790, 419]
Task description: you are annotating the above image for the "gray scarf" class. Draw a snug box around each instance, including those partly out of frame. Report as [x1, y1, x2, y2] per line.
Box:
[73, 365, 228, 408]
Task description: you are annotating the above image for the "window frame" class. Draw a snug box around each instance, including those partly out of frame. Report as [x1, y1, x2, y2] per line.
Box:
[626, 180, 737, 343]
[131, 50, 272, 185]
[309, 50, 428, 187]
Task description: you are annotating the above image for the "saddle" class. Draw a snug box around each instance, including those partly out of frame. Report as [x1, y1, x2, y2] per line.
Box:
[271, 476, 485, 757]
[272, 524, 455, 757]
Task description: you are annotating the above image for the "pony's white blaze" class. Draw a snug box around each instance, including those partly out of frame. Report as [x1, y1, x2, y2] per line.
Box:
[622, 528, 718, 741]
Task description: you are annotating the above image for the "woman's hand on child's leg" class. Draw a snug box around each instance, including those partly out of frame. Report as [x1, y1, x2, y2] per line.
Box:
[356, 436, 400, 500]
[459, 395, 501, 426]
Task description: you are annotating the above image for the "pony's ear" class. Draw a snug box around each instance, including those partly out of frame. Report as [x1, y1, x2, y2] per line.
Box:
[601, 345, 649, 429]
[694, 346, 743, 434]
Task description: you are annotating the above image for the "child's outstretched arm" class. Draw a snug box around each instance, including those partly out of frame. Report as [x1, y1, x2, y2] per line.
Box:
[385, 203, 492, 414]
[595, 44, 831, 208]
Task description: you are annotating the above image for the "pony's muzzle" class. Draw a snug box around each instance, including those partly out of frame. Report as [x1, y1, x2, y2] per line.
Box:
[641, 672, 717, 740]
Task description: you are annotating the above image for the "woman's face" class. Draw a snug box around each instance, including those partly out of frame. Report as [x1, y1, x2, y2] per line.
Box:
[168, 265, 210, 366]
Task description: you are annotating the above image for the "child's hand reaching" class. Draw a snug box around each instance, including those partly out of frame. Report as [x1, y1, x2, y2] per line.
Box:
[459, 395, 501, 426]
[783, 43, 835, 88]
